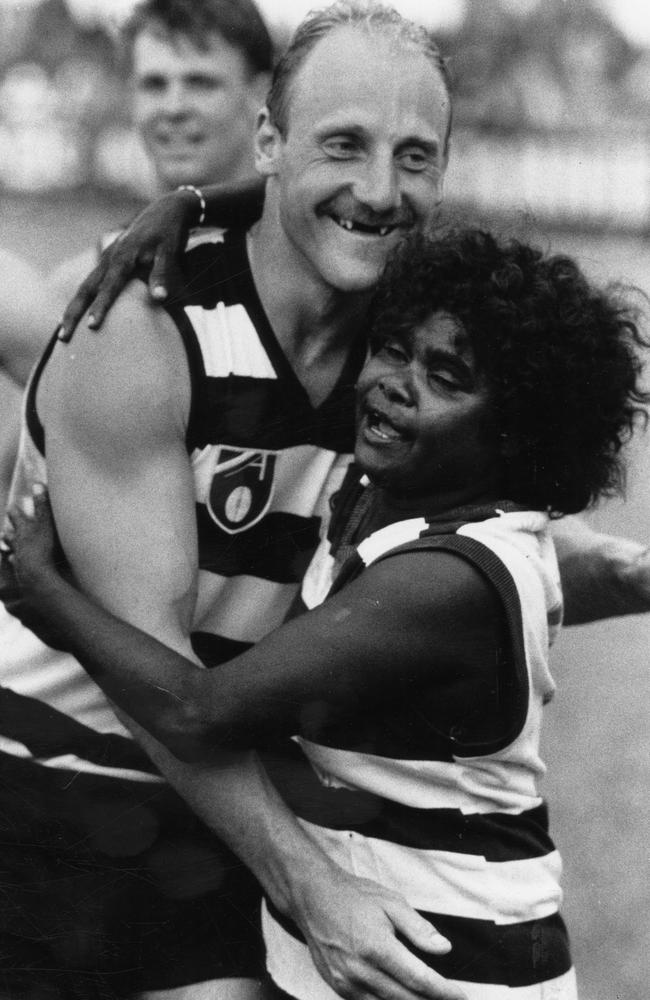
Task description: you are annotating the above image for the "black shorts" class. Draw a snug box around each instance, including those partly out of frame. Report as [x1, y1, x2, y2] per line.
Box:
[0, 750, 264, 999]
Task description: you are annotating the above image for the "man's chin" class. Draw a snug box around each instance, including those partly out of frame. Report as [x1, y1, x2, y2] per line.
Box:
[155, 157, 207, 191]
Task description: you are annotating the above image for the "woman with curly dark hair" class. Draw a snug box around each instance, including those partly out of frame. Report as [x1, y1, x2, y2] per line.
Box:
[366, 228, 647, 516]
[5, 229, 648, 1000]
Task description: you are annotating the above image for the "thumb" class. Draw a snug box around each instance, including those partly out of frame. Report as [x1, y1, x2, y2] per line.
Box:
[385, 897, 452, 955]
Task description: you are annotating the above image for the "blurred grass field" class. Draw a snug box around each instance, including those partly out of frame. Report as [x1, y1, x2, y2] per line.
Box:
[1, 190, 649, 999]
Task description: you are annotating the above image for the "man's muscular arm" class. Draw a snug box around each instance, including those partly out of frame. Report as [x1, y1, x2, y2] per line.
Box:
[35, 297, 460, 1000]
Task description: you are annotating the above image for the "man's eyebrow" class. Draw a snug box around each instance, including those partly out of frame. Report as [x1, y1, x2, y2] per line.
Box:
[314, 120, 367, 138]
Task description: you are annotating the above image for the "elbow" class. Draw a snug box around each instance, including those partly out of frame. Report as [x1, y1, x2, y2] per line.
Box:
[152, 692, 251, 762]
[152, 693, 219, 763]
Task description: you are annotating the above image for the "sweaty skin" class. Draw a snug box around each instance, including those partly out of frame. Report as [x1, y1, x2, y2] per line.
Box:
[5, 21, 466, 1000]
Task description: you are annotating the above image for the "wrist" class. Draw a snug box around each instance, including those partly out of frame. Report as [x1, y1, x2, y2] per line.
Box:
[246, 807, 332, 918]
[175, 184, 206, 227]
[271, 831, 335, 920]
[19, 562, 62, 598]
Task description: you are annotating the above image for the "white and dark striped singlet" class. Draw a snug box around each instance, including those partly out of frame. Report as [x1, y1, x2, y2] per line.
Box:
[0, 227, 361, 783]
[262, 472, 576, 1000]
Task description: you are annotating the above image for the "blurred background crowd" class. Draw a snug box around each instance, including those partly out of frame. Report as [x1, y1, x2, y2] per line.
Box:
[0, 2, 648, 999]
[1, 0, 650, 226]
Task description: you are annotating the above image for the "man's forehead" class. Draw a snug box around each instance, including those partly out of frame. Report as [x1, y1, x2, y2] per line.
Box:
[133, 25, 242, 68]
[287, 26, 449, 138]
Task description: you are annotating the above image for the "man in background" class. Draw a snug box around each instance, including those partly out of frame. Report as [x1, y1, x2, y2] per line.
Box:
[50, 0, 273, 297]
[0, 0, 273, 505]
[127, 0, 272, 192]
[0, 5, 462, 1000]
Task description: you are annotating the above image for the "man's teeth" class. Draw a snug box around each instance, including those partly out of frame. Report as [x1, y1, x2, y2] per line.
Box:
[334, 217, 394, 236]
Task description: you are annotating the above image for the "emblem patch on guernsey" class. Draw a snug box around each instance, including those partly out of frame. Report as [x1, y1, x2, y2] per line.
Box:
[207, 447, 278, 533]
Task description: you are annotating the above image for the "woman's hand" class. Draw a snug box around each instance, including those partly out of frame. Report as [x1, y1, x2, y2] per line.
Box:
[57, 188, 198, 341]
[4, 485, 62, 589]
[1, 486, 72, 650]
[57, 177, 265, 341]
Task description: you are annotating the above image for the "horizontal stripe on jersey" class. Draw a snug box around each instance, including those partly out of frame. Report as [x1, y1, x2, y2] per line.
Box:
[195, 505, 320, 583]
[264, 491, 569, 999]
[192, 570, 300, 648]
[0, 228, 360, 779]
[260, 751, 554, 858]
[293, 818, 562, 924]
[0, 687, 157, 775]
[264, 899, 572, 989]
[189, 376, 355, 453]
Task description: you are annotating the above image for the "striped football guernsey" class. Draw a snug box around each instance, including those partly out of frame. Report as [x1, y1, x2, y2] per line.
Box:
[0, 227, 361, 781]
[262, 473, 575, 1000]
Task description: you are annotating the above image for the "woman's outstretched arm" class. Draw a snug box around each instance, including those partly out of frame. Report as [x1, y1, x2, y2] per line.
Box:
[7, 487, 503, 763]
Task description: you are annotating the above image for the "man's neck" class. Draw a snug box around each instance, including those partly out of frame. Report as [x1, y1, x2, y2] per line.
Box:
[247, 215, 371, 408]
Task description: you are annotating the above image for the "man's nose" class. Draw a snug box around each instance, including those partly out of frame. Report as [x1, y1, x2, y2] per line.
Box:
[160, 82, 189, 116]
[354, 151, 400, 214]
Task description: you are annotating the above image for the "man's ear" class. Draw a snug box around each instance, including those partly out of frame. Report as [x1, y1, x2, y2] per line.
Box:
[255, 107, 282, 177]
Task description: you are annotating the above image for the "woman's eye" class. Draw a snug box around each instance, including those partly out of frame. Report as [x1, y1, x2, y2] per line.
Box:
[377, 341, 407, 362]
[428, 367, 470, 391]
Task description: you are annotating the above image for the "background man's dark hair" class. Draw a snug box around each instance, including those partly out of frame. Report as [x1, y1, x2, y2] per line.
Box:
[368, 228, 649, 516]
[123, 0, 274, 76]
[266, 1, 452, 146]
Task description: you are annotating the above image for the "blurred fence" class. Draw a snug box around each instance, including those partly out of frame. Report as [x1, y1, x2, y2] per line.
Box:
[1, 90, 648, 232]
[445, 126, 650, 231]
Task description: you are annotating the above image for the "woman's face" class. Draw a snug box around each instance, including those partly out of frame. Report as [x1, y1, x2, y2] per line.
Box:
[355, 311, 501, 505]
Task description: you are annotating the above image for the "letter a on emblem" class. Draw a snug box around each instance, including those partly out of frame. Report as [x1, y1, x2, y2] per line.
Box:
[207, 447, 277, 534]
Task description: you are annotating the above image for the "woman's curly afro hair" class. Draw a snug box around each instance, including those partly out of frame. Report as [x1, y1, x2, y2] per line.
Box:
[367, 229, 649, 516]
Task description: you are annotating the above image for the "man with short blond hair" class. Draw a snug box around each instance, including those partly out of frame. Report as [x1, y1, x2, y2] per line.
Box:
[0, 6, 466, 1000]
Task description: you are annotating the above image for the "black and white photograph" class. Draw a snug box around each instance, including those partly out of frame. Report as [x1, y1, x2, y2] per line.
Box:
[0, 2, 648, 998]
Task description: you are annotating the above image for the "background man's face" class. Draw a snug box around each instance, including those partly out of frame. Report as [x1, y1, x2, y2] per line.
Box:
[132, 28, 267, 189]
[259, 26, 450, 296]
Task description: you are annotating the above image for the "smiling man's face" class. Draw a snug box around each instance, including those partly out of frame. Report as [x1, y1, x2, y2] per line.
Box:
[256, 26, 450, 296]
[132, 27, 266, 189]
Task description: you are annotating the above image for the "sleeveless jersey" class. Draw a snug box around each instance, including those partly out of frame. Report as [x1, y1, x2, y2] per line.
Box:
[262, 475, 576, 1000]
[0, 227, 360, 781]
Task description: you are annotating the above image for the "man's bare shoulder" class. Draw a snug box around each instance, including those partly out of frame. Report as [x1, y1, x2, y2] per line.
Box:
[38, 280, 191, 450]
